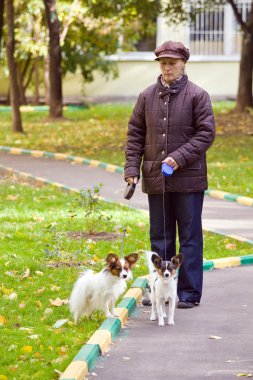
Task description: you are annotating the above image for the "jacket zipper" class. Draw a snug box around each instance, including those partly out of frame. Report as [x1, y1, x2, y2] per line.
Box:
[165, 93, 170, 157]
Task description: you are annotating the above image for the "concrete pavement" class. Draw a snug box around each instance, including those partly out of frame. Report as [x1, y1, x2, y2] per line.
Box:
[88, 266, 253, 380]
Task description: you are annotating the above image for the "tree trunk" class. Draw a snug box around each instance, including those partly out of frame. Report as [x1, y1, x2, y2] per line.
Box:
[16, 63, 27, 105]
[5, 0, 23, 133]
[0, 0, 4, 56]
[235, 31, 253, 112]
[44, 0, 63, 118]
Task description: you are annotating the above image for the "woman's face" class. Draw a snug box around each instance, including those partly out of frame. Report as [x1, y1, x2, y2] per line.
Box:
[159, 57, 185, 84]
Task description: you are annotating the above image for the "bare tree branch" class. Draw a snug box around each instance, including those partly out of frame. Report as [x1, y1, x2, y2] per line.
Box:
[227, 0, 251, 34]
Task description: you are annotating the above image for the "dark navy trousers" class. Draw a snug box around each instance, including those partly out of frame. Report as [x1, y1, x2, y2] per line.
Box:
[148, 192, 204, 303]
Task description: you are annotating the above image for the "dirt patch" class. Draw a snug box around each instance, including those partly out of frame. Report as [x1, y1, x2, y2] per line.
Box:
[215, 111, 253, 135]
[67, 231, 121, 241]
[46, 261, 85, 268]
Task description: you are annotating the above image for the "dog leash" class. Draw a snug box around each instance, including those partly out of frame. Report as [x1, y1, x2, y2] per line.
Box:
[161, 163, 174, 261]
[120, 198, 131, 256]
[162, 177, 167, 261]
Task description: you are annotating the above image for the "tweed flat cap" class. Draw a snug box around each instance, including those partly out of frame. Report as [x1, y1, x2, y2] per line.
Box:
[154, 41, 190, 61]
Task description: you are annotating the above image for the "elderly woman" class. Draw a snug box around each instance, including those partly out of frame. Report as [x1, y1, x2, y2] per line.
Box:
[124, 41, 215, 309]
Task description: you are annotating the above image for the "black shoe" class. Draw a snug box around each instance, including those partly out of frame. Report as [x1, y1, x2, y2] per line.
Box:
[142, 298, 152, 306]
[177, 301, 196, 309]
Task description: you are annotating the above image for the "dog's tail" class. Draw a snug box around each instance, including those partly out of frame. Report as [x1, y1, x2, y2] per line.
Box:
[69, 269, 93, 323]
[145, 251, 156, 274]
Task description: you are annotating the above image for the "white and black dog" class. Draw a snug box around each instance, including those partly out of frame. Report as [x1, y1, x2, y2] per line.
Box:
[70, 253, 139, 323]
[146, 251, 183, 326]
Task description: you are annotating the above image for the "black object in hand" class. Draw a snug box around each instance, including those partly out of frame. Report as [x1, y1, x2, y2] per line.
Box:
[124, 183, 136, 200]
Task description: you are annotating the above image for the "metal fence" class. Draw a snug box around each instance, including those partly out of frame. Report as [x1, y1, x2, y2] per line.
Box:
[189, 0, 252, 56]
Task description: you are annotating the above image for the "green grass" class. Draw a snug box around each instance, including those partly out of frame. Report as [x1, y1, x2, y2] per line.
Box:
[0, 176, 252, 379]
[0, 102, 252, 197]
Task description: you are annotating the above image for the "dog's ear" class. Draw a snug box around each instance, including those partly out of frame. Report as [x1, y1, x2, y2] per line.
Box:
[171, 253, 183, 268]
[125, 253, 139, 268]
[151, 253, 162, 269]
[105, 253, 118, 264]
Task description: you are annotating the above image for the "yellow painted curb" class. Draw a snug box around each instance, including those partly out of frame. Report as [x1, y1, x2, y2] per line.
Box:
[209, 190, 230, 199]
[237, 197, 253, 206]
[60, 360, 88, 380]
[89, 159, 100, 167]
[9, 148, 22, 155]
[114, 307, 128, 326]
[72, 156, 85, 164]
[54, 153, 68, 160]
[124, 288, 143, 302]
[213, 257, 241, 269]
[87, 329, 111, 354]
[30, 150, 44, 157]
[106, 164, 118, 173]
[52, 182, 67, 188]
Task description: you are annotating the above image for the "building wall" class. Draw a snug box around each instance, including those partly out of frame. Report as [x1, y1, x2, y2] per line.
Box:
[81, 58, 240, 99]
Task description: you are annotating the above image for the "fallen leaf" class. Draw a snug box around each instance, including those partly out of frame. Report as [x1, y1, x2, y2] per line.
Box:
[236, 374, 253, 378]
[0, 316, 7, 325]
[28, 335, 39, 340]
[209, 335, 222, 340]
[0, 285, 13, 295]
[21, 346, 33, 353]
[52, 356, 67, 364]
[53, 319, 69, 329]
[226, 243, 236, 250]
[49, 298, 69, 307]
[8, 344, 17, 351]
[50, 285, 60, 291]
[36, 301, 43, 309]
[43, 308, 53, 316]
[92, 255, 101, 262]
[35, 271, 44, 276]
[23, 268, 30, 279]
[37, 287, 45, 294]
[3, 292, 17, 300]
[19, 327, 33, 333]
[7, 195, 18, 201]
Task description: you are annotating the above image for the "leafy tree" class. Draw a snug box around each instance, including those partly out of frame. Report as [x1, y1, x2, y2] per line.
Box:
[1, 0, 161, 112]
[163, 0, 253, 112]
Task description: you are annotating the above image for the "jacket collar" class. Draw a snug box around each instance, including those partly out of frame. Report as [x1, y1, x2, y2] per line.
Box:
[157, 74, 188, 98]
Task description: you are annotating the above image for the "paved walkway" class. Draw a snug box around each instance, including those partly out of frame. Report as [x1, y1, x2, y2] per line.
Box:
[0, 151, 253, 241]
[1, 151, 253, 379]
[88, 266, 253, 380]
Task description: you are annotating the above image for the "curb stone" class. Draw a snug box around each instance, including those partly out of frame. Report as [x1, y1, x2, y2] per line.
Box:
[0, 146, 253, 206]
[59, 278, 148, 380]
[0, 146, 124, 174]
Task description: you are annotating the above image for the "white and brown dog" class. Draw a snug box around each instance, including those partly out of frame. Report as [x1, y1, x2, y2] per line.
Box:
[146, 251, 183, 326]
[70, 253, 139, 323]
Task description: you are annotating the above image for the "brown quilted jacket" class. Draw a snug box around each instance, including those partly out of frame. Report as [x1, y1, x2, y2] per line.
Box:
[124, 75, 215, 194]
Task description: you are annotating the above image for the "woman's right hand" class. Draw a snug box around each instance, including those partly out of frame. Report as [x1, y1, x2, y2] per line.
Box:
[126, 177, 139, 185]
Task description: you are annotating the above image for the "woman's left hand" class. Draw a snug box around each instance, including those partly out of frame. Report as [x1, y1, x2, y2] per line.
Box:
[162, 156, 179, 171]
